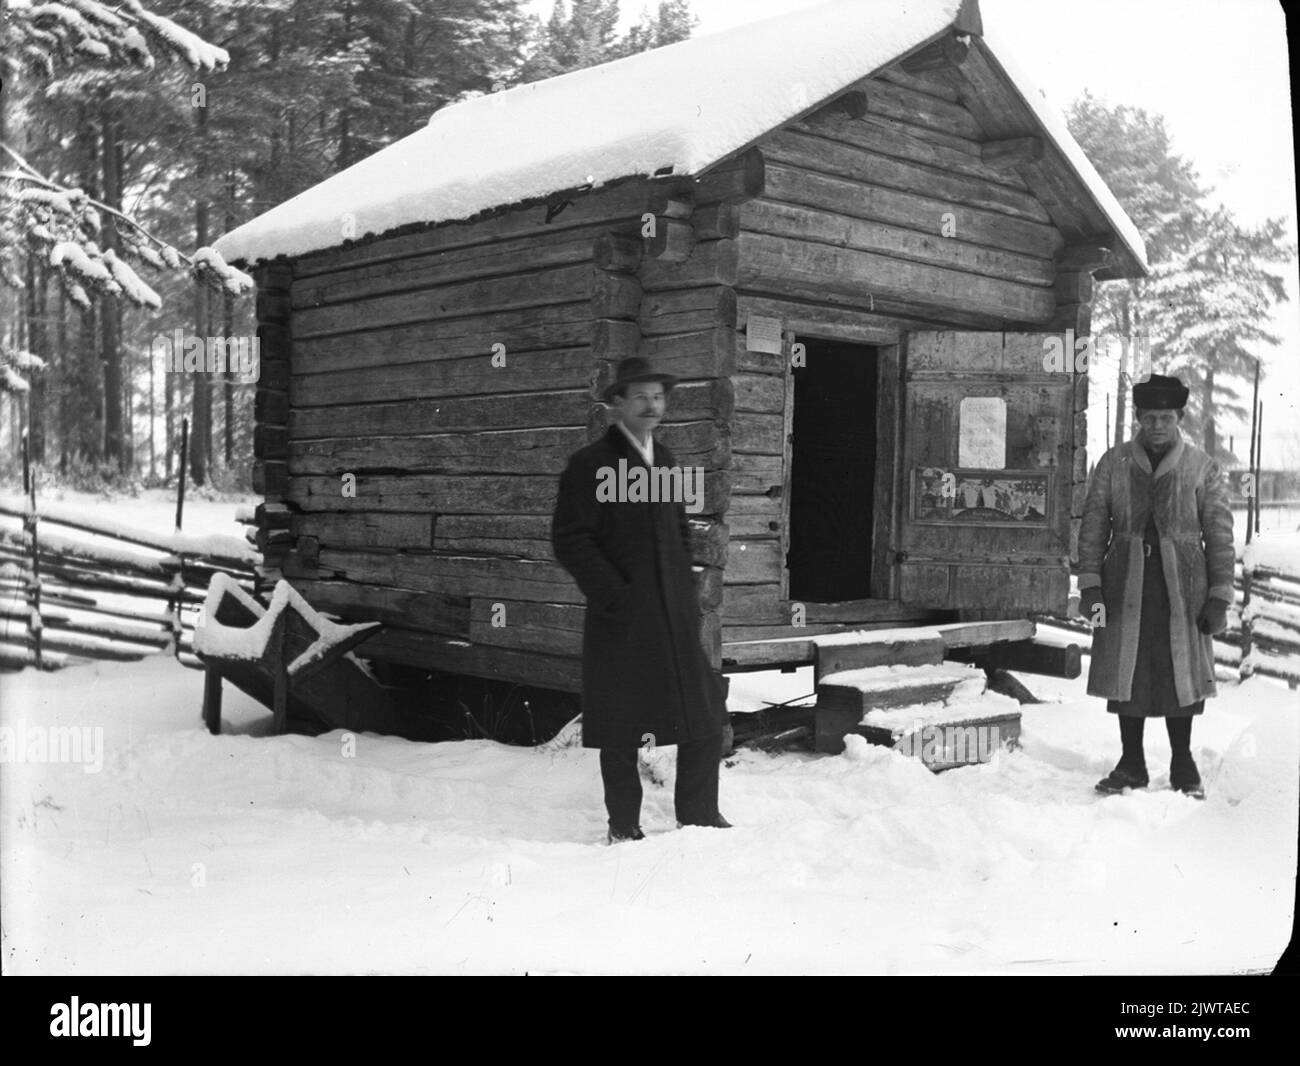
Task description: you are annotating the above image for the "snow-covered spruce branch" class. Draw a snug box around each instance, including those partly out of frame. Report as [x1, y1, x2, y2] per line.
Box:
[0, 346, 46, 396]
[5, 0, 230, 79]
[1, 143, 255, 309]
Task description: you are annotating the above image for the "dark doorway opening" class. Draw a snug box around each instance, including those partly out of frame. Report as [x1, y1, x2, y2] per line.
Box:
[787, 339, 877, 602]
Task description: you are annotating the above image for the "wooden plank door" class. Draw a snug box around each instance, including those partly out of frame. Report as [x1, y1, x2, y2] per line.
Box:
[896, 331, 1075, 614]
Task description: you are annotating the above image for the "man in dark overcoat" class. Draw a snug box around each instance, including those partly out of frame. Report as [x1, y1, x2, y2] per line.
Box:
[1078, 374, 1234, 799]
[551, 357, 729, 843]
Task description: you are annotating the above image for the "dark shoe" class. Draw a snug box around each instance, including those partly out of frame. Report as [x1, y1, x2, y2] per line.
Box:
[1170, 755, 1205, 800]
[607, 824, 645, 844]
[676, 813, 733, 829]
[1095, 765, 1149, 794]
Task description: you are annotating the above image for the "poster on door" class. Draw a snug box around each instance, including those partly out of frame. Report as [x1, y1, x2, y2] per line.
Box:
[912, 468, 1051, 526]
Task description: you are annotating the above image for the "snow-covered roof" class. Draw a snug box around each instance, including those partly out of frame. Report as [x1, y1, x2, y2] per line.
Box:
[215, 0, 1147, 275]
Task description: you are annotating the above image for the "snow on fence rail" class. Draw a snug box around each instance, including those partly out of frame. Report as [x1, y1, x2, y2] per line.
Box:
[0, 494, 259, 673]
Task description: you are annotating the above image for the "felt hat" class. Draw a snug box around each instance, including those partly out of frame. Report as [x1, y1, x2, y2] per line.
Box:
[1132, 373, 1189, 410]
[603, 356, 678, 403]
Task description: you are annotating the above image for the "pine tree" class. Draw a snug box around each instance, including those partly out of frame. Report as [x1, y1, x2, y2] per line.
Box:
[333, 0, 532, 168]
[1069, 93, 1294, 461]
[516, 0, 695, 83]
[1, 0, 253, 414]
[1066, 92, 1204, 447]
[1144, 207, 1293, 459]
[617, 1, 697, 58]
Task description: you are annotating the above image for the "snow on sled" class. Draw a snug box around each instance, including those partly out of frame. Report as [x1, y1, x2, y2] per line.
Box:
[194, 574, 398, 736]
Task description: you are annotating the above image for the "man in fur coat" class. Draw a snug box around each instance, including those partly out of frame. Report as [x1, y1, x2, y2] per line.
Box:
[1077, 374, 1235, 798]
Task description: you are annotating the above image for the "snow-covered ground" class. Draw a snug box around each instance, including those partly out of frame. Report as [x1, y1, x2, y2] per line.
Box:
[2, 491, 1296, 973]
[1, 649, 1295, 975]
[0, 485, 254, 542]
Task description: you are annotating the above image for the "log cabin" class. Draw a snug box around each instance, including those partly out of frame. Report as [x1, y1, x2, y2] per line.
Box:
[214, 0, 1149, 723]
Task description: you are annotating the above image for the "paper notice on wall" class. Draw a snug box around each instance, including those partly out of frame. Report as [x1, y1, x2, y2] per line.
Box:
[958, 396, 1006, 469]
[746, 315, 784, 355]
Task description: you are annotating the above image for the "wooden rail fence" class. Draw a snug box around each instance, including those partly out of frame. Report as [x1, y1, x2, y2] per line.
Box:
[0, 493, 260, 673]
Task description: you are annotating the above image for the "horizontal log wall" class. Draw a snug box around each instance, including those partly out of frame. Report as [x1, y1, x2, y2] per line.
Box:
[277, 180, 697, 689]
[743, 78, 1062, 328]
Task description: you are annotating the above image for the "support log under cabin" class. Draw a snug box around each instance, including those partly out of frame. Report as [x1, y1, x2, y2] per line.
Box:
[215, 0, 1149, 723]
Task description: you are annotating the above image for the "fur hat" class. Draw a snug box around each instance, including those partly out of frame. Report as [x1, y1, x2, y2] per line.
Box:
[1132, 373, 1189, 410]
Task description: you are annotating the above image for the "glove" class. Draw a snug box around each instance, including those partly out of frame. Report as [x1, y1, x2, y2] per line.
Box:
[1198, 598, 1229, 635]
[1078, 587, 1105, 625]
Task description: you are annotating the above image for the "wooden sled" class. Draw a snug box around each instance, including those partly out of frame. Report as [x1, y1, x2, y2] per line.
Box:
[195, 575, 401, 736]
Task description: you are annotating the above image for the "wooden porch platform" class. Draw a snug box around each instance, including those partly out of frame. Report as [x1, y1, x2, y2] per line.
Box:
[721, 618, 1036, 672]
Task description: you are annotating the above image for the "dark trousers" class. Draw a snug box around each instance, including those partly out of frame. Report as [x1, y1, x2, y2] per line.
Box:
[599, 733, 722, 828]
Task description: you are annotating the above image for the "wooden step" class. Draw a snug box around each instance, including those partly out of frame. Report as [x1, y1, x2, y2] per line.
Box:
[816, 661, 981, 712]
[814, 662, 984, 753]
[860, 697, 1022, 771]
[818, 693, 1022, 769]
[812, 625, 948, 680]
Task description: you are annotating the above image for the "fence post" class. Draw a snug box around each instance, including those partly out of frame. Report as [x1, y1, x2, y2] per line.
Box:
[1239, 566, 1254, 682]
[1254, 402, 1263, 537]
[176, 416, 189, 532]
[23, 431, 42, 670]
[168, 416, 190, 660]
[1240, 474, 1255, 684]
[1239, 363, 1262, 682]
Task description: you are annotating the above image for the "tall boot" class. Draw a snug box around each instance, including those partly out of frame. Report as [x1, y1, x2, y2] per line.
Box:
[1167, 716, 1205, 799]
[1096, 715, 1149, 793]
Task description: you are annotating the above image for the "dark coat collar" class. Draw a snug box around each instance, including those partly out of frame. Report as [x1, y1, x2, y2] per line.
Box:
[604, 423, 661, 468]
